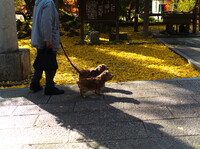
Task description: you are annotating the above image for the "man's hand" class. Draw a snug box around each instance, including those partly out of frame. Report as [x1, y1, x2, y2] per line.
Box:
[46, 41, 53, 48]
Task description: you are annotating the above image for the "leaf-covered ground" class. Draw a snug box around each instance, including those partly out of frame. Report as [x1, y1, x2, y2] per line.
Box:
[1, 26, 200, 89]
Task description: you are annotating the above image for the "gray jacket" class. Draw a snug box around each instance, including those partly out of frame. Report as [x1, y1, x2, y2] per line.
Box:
[31, 0, 60, 51]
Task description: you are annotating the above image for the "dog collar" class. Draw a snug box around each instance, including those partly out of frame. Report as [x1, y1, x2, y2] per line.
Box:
[92, 77, 98, 89]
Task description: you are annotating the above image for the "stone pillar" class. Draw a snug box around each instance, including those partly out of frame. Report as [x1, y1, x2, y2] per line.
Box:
[0, 0, 18, 53]
[90, 31, 100, 44]
[0, 0, 31, 81]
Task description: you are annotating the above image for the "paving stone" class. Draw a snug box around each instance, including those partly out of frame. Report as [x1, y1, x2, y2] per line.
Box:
[74, 100, 102, 112]
[117, 137, 190, 149]
[0, 115, 38, 129]
[0, 97, 35, 106]
[185, 136, 200, 149]
[82, 93, 104, 101]
[56, 85, 80, 94]
[35, 111, 102, 127]
[103, 86, 133, 96]
[103, 85, 133, 94]
[0, 95, 49, 106]
[0, 127, 69, 145]
[102, 101, 138, 111]
[13, 105, 48, 116]
[42, 103, 75, 114]
[104, 92, 133, 99]
[0, 88, 29, 98]
[178, 80, 200, 91]
[144, 118, 200, 137]
[131, 89, 160, 98]
[34, 114, 64, 127]
[103, 109, 141, 122]
[24, 92, 50, 105]
[102, 91, 141, 108]
[23, 142, 104, 149]
[59, 91, 104, 101]
[191, 94, 200, 103]
[13, 103, 74, 116]
[69, 122, 147, 142]
[127, 81, 158, 89]
[2, 144, 23, 149]
[128, 80, 182, 89]
[156, 87, 195, 96]
[0, 90, 49, 106]
[168, 104, 200, 118]
[0, 106, 16, 116]
[47, 85, 82, 104]
[58, 85, 105, 100]
[22, 137, 192, 149]
[146, 80, 182, 89]
[134, 95, 197, 107]
[105, 82, 132, 90]
[103, 106, 172, 122]
[105, 88, 159, 99]
[47, 94, 81, 104]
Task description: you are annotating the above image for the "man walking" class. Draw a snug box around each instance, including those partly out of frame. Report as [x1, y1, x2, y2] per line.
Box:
[30, 0, 64, 95]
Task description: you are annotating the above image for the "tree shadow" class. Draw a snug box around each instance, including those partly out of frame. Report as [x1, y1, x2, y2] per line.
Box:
[0, 80, 197, 148]
[59, 36, 186, 83]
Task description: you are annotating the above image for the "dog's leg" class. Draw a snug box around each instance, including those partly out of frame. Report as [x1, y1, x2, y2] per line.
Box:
[77, 81, 80, 88]
[95, 89, 102, 96]
[80, 88, 87, 98]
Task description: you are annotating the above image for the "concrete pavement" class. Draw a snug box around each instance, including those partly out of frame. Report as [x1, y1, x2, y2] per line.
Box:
[1, 78, 200, 149]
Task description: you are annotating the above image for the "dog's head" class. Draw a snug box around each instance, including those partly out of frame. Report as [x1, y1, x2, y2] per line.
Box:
[99, 70, 113, 81]
[95, 64, 108, 72]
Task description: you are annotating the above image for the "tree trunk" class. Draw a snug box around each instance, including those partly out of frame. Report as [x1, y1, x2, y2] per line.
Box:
[24, 0, 65, 15]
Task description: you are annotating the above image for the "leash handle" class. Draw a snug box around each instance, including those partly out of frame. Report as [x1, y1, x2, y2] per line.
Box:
[60, 42, 82, 74]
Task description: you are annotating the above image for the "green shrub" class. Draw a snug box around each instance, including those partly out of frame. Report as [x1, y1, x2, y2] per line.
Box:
[16, 20, 31, 39]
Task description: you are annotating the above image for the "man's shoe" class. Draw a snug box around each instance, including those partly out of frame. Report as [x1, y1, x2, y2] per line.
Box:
[45, 87, 64, 95]
[30, 83, 43, 92]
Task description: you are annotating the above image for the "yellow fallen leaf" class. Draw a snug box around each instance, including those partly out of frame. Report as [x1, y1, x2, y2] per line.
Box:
[60, 106, 64, 108]
[1, 26, 199, 90]
[178, 127, 183, 130]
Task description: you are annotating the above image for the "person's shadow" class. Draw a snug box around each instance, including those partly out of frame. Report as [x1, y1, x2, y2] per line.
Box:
[0, 83, 193, 148]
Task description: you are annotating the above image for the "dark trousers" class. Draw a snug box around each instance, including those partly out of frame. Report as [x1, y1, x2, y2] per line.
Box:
[31, 69, 56, 88]
[31, 49, 57, 88]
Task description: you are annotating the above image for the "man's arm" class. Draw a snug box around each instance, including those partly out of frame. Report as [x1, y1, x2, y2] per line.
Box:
[41, 2, 54, 48]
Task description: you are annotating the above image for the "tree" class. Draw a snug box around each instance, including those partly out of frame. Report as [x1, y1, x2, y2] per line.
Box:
[24, 0, 35, 14]
[165, 0, 196, 12]
[119, 0, 132, 21]
[176, 0, 196, 12]
[16, 0, 65, 16]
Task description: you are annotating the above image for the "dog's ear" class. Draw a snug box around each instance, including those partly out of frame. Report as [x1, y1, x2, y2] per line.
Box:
[105, 71, 109, 76]
[102, 64, 108, 69]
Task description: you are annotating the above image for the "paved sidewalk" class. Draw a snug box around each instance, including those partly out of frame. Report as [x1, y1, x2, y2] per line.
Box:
[1, 78, 200, 149]
[158, 37, 200, 71]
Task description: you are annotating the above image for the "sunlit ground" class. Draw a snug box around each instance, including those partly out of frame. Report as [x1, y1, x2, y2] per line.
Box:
[1, 25, 200, 89]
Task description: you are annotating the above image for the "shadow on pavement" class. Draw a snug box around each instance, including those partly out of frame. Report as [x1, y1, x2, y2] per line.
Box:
[0, 80, 198, 148]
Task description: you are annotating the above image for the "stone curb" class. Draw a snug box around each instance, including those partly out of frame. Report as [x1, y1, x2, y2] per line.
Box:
[157, 38, 200, 71]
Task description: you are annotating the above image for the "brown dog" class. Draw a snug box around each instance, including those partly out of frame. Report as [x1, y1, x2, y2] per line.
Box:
[77, 70, 113, 98]
[79, 64, 108, 79]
